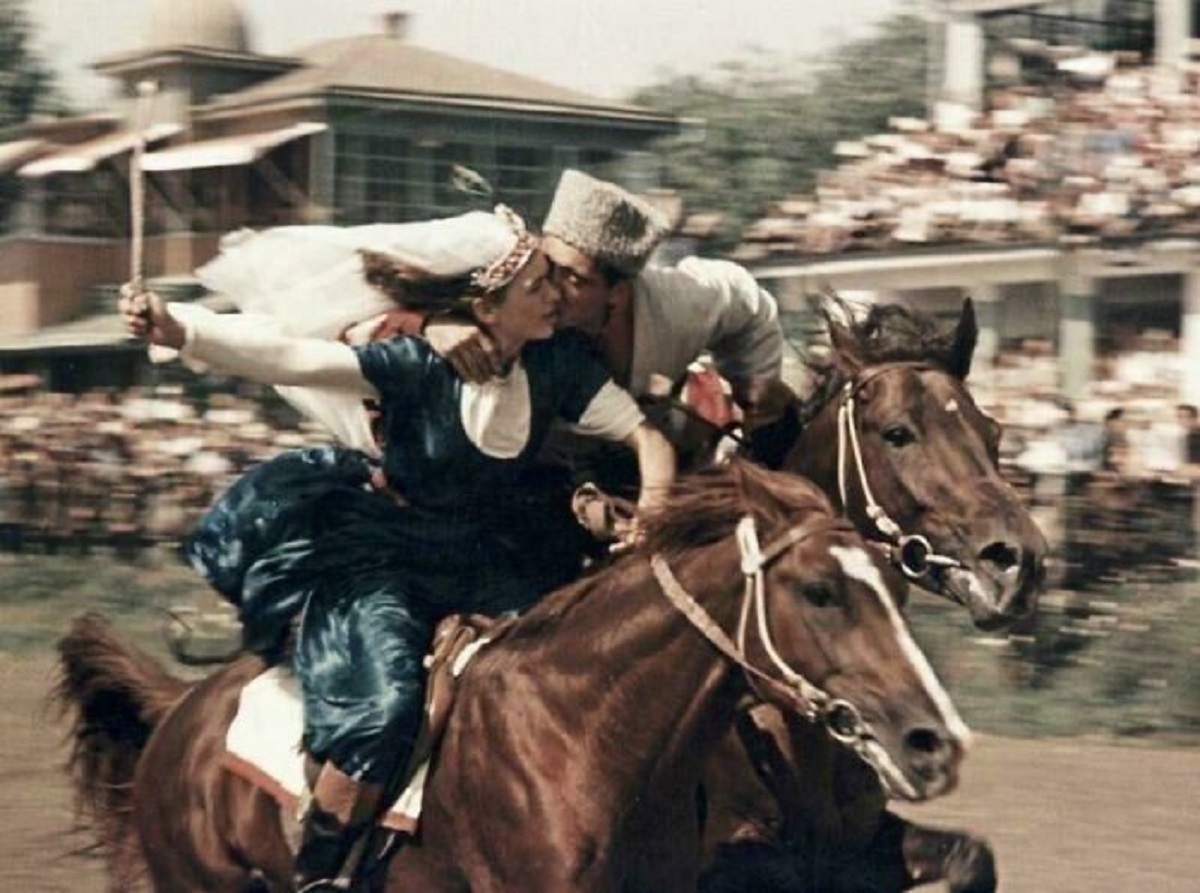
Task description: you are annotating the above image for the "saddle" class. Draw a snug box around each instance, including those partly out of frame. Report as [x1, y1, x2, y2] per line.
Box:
[222, 612, 514, 832]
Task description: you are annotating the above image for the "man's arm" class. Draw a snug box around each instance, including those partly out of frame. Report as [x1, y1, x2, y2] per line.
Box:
[643, 257, 786, 418]
[675, 257, 783, 395]
[623, 422, 676, 514]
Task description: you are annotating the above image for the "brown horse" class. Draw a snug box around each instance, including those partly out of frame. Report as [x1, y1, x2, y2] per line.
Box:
[785, 297, 1045, 629]
[56, 461, 969, 893]
[701, 298, 1048, 892]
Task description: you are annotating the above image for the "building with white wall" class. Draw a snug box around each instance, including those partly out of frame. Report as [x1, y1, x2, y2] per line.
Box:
[0, 1, 676, 386]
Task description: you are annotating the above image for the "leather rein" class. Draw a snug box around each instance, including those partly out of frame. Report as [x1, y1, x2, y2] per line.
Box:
[649, 515, 877, 753]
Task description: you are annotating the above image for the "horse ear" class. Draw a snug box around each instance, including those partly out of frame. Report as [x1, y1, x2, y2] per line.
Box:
[822, 303, 865, 377]
[947, 297, 978, 380]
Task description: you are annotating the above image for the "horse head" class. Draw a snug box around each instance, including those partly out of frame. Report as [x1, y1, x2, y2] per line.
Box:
[645, 462, 969, 802]
[785, 297, 1047, 631]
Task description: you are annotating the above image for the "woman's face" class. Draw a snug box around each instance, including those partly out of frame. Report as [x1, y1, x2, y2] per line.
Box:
[483, 249, 562, 345]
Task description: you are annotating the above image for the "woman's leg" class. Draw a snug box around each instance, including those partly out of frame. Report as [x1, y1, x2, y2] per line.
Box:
[293, 587, 434, 888]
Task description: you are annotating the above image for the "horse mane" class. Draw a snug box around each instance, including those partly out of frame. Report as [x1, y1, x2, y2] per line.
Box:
[797, 295, 966, 426]
[500, 460, 833, 643]
[639, 459, 834, 556]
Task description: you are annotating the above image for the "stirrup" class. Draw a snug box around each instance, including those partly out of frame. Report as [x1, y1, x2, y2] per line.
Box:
[296, 880, 349, 893]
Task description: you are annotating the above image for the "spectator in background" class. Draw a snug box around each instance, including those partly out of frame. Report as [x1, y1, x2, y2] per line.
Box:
[1057, 400, 1106, 473]
[1101, 407, 1131, 475]
[1178, 403, 1200, 480]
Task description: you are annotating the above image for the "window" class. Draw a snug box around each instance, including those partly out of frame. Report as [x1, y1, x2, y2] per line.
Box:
[43, 170, 124, 237]
[334, 122, 598, 223]
[334, 130, 413, 224]
[494, 145, 552, 220]
[431, 143, 487, 217]
[984, 0, 1155, 59]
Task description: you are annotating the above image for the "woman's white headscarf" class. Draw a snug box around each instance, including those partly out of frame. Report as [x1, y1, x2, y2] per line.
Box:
[196, 208, 531, 339]
[167, 208, 534, 453]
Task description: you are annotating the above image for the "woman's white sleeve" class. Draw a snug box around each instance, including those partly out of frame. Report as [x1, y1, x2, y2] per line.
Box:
[178, 305, 377, 396]
[566, 381, 645, 442]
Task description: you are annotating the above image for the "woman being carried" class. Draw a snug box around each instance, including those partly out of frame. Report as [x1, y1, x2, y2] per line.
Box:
[120, 207, 675, 892]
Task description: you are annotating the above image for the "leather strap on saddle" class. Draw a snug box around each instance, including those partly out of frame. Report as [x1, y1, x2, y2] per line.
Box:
[400, 613, 512, 780]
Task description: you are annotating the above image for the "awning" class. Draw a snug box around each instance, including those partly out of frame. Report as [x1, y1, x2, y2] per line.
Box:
[0, 138, 48, 175]
[19, 123, 181, 177]
[140, 122, 327, 172]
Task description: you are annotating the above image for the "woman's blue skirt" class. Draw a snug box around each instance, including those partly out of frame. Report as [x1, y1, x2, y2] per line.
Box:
[184, 445, 539, 782]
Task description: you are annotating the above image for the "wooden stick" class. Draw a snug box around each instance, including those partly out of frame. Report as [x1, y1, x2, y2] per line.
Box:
[129, 80, 159, 294]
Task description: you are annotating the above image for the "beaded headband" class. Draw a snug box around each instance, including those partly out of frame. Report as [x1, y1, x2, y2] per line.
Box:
[471, 205, 538, 294]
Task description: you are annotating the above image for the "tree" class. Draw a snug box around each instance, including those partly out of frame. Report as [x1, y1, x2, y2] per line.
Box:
[0, 0, 63, 226]
[0, 0, 60, 127]
[629, 11, 929, 251]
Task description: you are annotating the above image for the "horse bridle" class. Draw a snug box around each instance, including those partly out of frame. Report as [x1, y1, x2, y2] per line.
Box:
[649, 515, 898, 776]
[836, 362, 963, 581]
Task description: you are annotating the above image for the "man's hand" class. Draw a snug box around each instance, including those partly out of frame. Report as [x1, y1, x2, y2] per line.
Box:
[424, 318, 503, 383]
[609, 515, 645, 554]
[736, 377, 797, 432]
[118, 284, 186, 349]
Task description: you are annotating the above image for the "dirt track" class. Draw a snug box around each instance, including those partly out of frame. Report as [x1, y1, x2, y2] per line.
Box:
[3, 653, 1199, 892]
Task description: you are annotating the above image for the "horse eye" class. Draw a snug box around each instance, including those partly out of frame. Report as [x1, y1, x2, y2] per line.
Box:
[882, 424, 915, 447]
[802, 582, 837, 607]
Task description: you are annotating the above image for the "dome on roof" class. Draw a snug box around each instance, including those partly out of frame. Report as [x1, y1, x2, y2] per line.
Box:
[147, 0, 250, 53]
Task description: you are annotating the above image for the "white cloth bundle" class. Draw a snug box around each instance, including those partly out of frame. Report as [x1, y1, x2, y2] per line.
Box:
[197, 211, 523, 339]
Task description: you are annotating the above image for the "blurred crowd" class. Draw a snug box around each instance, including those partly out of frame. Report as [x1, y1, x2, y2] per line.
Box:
[975, 337, 1200, 589]
[2, 367, 1196, 591]
[734, 62, 1200, 258]
[0, 385, 319, 560]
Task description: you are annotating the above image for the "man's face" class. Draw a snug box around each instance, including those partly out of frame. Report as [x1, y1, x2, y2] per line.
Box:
[541, 234, 613, 336]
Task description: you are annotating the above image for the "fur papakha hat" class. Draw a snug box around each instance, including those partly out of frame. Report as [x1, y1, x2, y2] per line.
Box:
[543, 169, 672, 276]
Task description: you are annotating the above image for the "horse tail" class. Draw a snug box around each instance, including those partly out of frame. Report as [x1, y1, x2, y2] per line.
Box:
[53, 612, 192, 885]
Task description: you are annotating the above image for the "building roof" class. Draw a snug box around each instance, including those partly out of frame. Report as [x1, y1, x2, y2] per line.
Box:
[91, 45, 300, 81]
[946, 0, 1048, 13]
[198, 33, 674, 125]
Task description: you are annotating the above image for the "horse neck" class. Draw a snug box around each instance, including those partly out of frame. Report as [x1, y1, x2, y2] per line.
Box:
[791, 401, 841, 507]
[525, 541, 751, 792]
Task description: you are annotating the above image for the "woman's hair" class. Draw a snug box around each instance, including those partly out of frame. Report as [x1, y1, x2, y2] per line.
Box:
[359, 250, 483, 315]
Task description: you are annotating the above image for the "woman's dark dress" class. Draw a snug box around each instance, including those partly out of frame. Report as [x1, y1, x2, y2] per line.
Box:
[185, 333, 613, 783]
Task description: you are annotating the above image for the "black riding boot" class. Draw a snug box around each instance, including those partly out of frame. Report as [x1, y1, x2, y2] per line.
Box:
[293, 805, 359, 892]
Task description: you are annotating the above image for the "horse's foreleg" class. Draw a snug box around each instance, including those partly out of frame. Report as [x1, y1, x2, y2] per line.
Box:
[897, 814, 997, 893]
[698, 811, 997, 893]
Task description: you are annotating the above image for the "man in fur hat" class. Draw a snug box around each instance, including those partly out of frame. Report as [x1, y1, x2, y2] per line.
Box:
[436, 169, 788, 428]
[425, 170, 791, 581]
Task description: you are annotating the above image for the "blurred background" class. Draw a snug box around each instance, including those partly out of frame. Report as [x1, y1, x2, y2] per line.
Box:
[1, 1, 1198, 890]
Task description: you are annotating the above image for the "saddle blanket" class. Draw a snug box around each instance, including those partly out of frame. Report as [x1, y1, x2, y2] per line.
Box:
[222, 667, 427, 833]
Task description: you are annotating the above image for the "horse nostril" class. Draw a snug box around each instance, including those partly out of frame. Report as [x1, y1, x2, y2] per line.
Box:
[904, 727, 947, 757]
[903, 726, 957, 783]
[979, 541, 1020, 573]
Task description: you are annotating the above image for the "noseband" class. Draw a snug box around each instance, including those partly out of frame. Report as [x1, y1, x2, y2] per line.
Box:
[836, 363, 963, 581]
[649, 516, 880, 755]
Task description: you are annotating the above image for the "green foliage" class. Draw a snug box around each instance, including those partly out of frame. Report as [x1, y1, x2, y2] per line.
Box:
[630, 12, 929, 251]
[0, 1, 64, 227]
[0, 553, 211, 662]
[0, 0, 60, 128]
[907, 575, 1200, 743]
